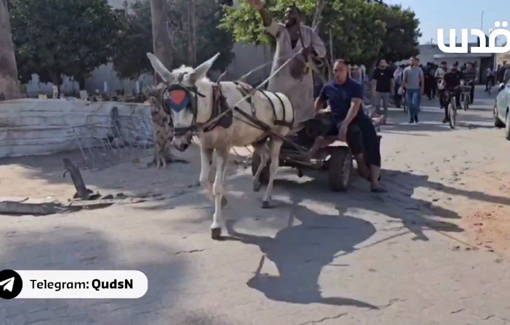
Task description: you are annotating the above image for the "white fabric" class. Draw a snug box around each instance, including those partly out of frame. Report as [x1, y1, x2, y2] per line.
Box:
[265, 21, 326, 128]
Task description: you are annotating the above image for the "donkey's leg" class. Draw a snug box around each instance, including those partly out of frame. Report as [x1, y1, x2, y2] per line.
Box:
[262, 138, 283, 209]
[211, 147, 230, 240]
[252, 142, 269, 192]
[199, 146, 214, 200]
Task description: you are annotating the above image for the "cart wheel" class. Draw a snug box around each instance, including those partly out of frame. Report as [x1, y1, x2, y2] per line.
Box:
[251, 153, 270, 185]
[328, 147, 352, 192]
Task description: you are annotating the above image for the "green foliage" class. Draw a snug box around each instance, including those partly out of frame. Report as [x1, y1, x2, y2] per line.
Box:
[110, 0, 152, 80]
[220, 0, 421, 66]
[10, 0, 124, 87]
[111, 0, 235, 80]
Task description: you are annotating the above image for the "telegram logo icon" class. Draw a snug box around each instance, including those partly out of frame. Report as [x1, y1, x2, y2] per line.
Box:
[0, 269, 23, 299]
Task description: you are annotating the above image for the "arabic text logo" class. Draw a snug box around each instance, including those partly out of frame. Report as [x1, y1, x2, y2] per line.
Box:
[0, 269, 23, 299]
[437, 21, 510, 54]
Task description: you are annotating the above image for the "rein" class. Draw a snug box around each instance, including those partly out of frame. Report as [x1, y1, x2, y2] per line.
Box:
[198, 50, 302, 132]
[160, 50, 302, 137]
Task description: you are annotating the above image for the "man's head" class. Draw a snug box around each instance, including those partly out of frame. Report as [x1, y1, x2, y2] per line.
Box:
[409, 57, 419, 67]
[467, 62, 473, 69]
[441, 61, 447, 70]
[452, 62, 458, 71]
[379, 59, 388, 69]
[333, 59, 349, 83]
[284, 6, 301, 26]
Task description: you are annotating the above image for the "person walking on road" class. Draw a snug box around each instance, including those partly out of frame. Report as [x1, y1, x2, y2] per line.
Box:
[393, 65, 404, 108]
[427, 63, 438, 99]
[248, 0, 326, 130]
[371, 59, 394, 124]
[402, 57, 424, 124]
[463, 62, 477, 104]
[486, 67, 495, 92]
[504, 63, 510, 84]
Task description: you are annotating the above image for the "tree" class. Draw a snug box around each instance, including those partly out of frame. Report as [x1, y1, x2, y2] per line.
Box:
[111, 0, 153, 80]
[113, 0, 235, 81]
[220, 0, 420, 68]
[377, 5, 420, 63]
[9, 0, 124, 92]
[0, 0, 19, 99]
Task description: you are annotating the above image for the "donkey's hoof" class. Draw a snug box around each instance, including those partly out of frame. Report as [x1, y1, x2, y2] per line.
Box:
[253, 181, 262, 192]
[211, 227, 222, 240]
[221, 196, 228, 208]
[262, 200, 272, 209]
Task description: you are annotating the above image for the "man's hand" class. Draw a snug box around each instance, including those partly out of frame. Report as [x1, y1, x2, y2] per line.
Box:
[247, 0, 265, 10]
[338, 123, 348, 142]
[301, 46, 316, 58]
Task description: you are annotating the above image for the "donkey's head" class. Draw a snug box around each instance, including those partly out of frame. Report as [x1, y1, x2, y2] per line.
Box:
[146, 53, 220, 152]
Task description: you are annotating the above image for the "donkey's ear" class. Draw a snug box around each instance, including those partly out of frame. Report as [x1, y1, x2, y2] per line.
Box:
[147, 53, 176, 84]
[189, 53, 221, 84]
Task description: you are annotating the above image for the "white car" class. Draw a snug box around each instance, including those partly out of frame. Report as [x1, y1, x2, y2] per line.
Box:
[494, 81, 510, 140]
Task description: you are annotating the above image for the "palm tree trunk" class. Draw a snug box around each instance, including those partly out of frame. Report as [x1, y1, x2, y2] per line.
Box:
[150, 0, 173, 83]
[0, 0, 19, 100]
[149, 0, 174, 163]
[187, 0, 196, 66]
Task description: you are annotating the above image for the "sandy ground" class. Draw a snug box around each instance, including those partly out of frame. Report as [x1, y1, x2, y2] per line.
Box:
[1, 86, 510, 324]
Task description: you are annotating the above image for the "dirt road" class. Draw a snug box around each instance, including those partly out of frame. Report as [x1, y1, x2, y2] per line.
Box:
[0, 86, 509, 324]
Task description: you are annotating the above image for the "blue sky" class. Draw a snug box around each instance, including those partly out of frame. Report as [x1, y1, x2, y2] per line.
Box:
[394, 0, 509, 44]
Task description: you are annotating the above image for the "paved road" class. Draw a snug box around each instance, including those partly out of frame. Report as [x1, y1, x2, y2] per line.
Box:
[1, 86, 510, 325]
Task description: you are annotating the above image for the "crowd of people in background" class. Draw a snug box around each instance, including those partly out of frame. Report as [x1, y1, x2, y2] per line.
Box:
[313, 56, 510, 126]
[368, 58, 492, 125]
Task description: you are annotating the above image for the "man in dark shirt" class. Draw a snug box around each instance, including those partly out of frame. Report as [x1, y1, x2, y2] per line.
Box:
[310, 59, 385, 192]
[441, 63, 464, 123]
[371, 59, 394, 121]
[463, 62, 477, 104]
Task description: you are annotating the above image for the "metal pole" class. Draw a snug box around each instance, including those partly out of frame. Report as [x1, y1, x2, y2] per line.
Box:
[329, 28, 334, 60]
[480, 10, 484, 30]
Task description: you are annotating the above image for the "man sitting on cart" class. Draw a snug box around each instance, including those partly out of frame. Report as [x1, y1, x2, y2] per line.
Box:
[309, 59, 386, 193]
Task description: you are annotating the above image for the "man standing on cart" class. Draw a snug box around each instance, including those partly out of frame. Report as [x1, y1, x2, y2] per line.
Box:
[311, 59, 386, 193]
[248, 0, 327, 130]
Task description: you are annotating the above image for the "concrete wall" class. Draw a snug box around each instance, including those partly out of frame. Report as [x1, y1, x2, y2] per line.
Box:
[0, 99, 151, 158]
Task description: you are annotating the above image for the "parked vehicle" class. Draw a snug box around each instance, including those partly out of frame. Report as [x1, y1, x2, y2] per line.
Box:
[494, 81, 510, 140]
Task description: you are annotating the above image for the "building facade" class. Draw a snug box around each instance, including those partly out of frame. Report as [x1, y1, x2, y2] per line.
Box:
[396, 43, 496, 84]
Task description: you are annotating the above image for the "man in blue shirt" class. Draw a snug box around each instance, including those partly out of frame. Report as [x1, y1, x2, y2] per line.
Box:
[310, 59, 385, 192]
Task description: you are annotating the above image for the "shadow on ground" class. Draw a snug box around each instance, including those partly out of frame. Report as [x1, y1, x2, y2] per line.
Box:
[225, 203, 378, 309]
[0, 226, 232, 325]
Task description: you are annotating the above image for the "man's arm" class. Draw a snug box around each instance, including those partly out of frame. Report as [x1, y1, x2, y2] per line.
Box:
[314, 85, 329, 112]
[420, 70, 425, 93]
[371, 69, 378, 93]
[341, 84, 363, 128]
[251, 2, 284, 38]
[309, 28, 327, 58]
[390, 74, 395, 94]
[402, 69, 408, 88]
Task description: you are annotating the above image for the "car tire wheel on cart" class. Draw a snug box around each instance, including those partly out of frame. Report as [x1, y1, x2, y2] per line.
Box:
[328, 147, 352, 192]
[251, 153, 270, 185]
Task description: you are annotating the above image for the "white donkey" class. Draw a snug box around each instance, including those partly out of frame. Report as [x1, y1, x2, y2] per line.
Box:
[146, 52, 294, 240]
